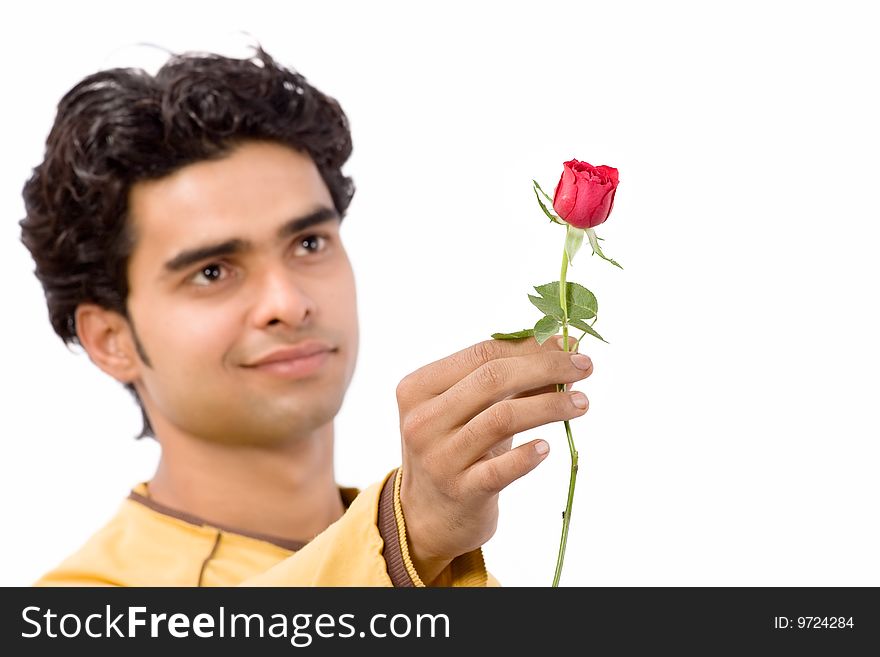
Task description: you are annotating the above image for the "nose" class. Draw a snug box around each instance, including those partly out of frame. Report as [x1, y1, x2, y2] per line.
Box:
[248, 264, 317, 329]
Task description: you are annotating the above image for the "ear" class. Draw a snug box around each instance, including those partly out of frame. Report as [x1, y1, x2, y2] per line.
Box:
[74, 303, 141, 384]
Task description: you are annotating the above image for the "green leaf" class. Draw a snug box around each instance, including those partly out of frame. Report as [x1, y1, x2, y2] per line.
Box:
[532, 179, 554, 204]
[585, 228, 623, 270]
[534, 315, 561, 345]
[533, 282, 598, 318]
[569, 318, 609, 344]
[567, 282, 598, 316]
[490, 329, 535, 340]
[564, 225, 586, 265]
[528, 293, 563, 320]
[567, 303, 596, 321]
[532, 180, 566, 225]
[533, 281, 564, 303]
[533, 187, 565, 225]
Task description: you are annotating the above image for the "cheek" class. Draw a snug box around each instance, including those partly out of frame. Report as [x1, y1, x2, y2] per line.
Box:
[328, 273, 358, 330]
[153, 302, 242, 371]
[332, 270, 359, 375]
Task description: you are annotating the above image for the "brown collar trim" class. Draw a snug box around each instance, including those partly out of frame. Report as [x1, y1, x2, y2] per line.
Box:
[127, 486, 356, 553]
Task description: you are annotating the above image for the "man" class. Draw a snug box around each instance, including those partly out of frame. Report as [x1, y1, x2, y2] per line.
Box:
[19, 46, 593, 586]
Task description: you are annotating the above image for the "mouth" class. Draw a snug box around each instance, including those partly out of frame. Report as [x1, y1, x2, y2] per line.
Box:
[243, 348, 335, 379]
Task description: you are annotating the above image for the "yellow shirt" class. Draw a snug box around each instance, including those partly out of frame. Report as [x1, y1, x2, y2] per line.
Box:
[33, 467, 500, 587]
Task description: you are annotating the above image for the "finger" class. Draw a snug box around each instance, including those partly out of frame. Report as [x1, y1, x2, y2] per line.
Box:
[425, 349, 593, 433]
[447, 389, 589, 469]
[508, 381, 569, 400]
[504, 336, 583, 398]
[401, 334, 579, 400]
[463, 438, 551, 497]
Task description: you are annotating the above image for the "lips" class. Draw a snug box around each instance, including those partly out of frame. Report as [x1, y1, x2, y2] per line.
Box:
[245, 340, 334, 367]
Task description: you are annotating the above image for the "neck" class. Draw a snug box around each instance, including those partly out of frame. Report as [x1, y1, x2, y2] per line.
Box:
[146, 422, 344, 545]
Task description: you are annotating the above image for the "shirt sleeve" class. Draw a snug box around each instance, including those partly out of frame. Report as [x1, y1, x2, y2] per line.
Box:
[241, 466, 497, 587]
[377, 466, 493, 587]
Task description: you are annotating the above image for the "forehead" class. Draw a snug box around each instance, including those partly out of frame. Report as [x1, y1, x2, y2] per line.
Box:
[127, 141, 335, 269]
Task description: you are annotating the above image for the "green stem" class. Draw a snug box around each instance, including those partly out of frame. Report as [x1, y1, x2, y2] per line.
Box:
[574, 331, 587, 353]
[553, 228, 579, 587]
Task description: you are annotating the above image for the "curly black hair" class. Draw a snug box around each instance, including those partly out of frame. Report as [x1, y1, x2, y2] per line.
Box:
[19, 44, 356, 441]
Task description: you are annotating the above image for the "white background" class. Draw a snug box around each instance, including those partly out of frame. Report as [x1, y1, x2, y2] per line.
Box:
[1, 0, 878, 587]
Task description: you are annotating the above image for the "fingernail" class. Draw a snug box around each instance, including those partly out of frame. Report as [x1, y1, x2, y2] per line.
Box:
[570, 392, 588, 409]
[571, 354, 592, 370]
[535, 440, 549, 455]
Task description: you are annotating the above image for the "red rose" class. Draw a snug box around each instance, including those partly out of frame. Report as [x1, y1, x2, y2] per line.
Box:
[552, 159, 619, 229]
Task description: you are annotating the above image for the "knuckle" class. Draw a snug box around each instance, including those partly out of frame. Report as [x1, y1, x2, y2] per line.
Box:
[457, 421, 482, 452]
[395, 374, 414, 403]
[471, 340, 498, 369]
[479, 460, 504, 494]
[516, 448, 535, 477]
[487, 401, 515, 434]
[544, 352, 563, 373]
[400, 406, 430, 439]
[476, 360, 507, 390]
[546, 393, 566, 415]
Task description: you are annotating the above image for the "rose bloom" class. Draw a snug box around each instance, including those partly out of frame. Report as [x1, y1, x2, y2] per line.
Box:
[552, 159, 619, 229]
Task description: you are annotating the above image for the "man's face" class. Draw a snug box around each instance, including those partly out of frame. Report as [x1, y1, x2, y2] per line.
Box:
[123, 140, 359, 445]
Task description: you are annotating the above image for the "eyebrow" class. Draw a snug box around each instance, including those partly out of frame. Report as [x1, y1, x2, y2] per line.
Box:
[162, 206, 341, 275]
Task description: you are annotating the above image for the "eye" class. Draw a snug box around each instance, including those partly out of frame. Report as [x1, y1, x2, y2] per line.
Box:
[189, 262, 230, 287]
[293, 233, 331, 257]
